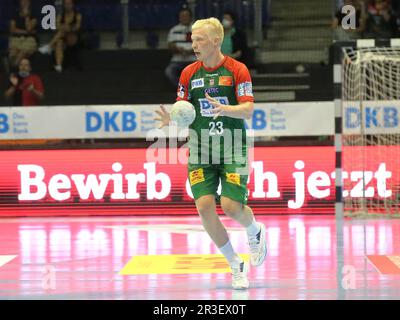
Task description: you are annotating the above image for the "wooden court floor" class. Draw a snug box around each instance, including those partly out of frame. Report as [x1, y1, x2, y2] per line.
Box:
[0, 215, 399, 300]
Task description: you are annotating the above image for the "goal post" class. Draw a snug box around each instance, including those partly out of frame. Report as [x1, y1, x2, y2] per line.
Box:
[334, 39, 400, 217]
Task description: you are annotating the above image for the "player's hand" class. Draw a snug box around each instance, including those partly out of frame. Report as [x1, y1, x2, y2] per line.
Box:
[154, 104, 171, 129]
[10, 74, 18, 86]
[205, 93, 228, 120]
[27, 84, 34, 92]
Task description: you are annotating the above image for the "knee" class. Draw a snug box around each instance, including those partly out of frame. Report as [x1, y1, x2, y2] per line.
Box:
[196, 202, 215, 218]
[221, 201, 243, 220]
[196, 196, 217, 219]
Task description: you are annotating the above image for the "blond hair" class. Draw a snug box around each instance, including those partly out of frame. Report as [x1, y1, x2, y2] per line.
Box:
[192, 17, 224, 44]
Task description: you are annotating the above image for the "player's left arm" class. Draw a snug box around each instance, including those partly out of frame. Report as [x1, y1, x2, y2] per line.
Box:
[206, 93, 253, 119]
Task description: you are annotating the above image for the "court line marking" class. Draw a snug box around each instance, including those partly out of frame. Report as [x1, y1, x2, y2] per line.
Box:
[367, 255, 400, 275]
[102, 224, 244, 234]
[0, 255, 18, 268]
[0, 216, 232, 224]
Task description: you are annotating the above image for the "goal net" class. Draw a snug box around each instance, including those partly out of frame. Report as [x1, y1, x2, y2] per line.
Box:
[342, 46, 400, 217]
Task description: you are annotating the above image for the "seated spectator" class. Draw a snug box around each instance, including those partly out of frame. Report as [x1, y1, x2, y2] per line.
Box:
[365, 0, 393, 39]
[165, 7, 196, 87]
[38, 0, 82, 73]
[221, 11, 251, 64]
[332, 0, 366, 40]
[7, 0, 38, 69]
[4, 58, 44, 106]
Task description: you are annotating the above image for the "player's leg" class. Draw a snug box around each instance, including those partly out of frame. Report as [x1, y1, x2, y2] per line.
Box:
[195, 195, 248, 289]
[220, 197, 267, 267]
[195, 194, 228, 247]
[220, 164, 267, 267]
[189, 165, 248, 289]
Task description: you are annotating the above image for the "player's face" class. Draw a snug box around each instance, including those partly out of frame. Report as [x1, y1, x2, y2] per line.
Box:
[191, 27, 218, 61]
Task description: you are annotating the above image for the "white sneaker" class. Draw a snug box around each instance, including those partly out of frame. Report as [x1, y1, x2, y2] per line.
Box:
[248, 222, 267, 266]
[54, 65, 62, 73]
[231, 261, 249, 290]
[38, 44, 52, 55]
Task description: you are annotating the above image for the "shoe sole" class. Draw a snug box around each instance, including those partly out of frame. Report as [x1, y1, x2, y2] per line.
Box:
[251, 223, 267, 267]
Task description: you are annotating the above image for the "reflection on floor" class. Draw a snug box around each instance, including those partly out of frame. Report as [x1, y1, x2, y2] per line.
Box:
[0, 215, 399, 300]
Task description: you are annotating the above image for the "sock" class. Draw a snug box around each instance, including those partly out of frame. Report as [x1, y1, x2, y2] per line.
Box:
[246, 218, 261, 237]
[218, 240, 242, 267]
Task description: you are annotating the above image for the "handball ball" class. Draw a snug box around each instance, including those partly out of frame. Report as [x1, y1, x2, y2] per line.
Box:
[170, 100, 196, 127]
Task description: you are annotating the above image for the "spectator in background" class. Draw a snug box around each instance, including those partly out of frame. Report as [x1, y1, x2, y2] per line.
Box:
[165, 7, 196, 87]
[221, 12, 250, 63]
[332, 0, 366, 40]
[4, 58, 44, 106]
[365, 0, 393, 38]
[7, 0, 38, 69]
[38, 0, 82, 73]
[391, 0, 400, 36]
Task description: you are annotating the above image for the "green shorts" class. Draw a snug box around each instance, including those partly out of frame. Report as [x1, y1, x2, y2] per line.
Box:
[188, 162, 249, 204]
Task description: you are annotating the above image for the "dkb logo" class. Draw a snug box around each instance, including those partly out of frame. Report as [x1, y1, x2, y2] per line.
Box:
[86, 111, 137, 132]
[345, 106, 399, 129]
[0, 114, 9, 133]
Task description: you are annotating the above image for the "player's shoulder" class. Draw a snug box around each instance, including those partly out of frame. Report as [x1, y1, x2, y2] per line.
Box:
[224, 56, 249, 72]
[181, 61, 202, 78]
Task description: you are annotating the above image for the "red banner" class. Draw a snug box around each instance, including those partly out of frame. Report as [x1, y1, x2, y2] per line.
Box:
[0, 147, 398, 216]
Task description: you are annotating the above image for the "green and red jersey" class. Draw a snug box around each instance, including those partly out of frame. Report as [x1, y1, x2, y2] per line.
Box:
[176, 55, 254, 164]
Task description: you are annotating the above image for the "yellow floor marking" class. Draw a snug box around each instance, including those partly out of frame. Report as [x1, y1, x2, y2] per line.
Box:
[119, 254, 249, 275]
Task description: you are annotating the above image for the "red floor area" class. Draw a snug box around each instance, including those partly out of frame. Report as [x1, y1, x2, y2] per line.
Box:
[0, 215, 399, 300]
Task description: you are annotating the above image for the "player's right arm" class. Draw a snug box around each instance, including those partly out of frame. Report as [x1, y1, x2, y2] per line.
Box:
[154, 65, 192, 128]
[154, 105, 171, 129]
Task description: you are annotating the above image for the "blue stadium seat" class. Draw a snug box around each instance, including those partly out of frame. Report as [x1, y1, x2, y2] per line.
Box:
[0, 36, 8, 51]
[0, 0, 272, 34]
[0, 5, 14, 33]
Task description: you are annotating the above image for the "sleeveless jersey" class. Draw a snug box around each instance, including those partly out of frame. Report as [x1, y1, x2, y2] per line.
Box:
[176, 56, 254, 164]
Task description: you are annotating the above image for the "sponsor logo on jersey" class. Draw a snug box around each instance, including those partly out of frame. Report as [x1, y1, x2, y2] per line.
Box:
[204, 87, 219, 95]
[198, 96, 229, 117]
[177, 83, 185, 98]
[218, 76, 233, 86]
[189, 168, 205, 186]
[238, 83, 245, 97]
[226, 173, 241, 186]
[244, 81, 253, 96]
[237, 81, 253, 97]
[209, 78, 215, 86]
[191, 78, 204, 89]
